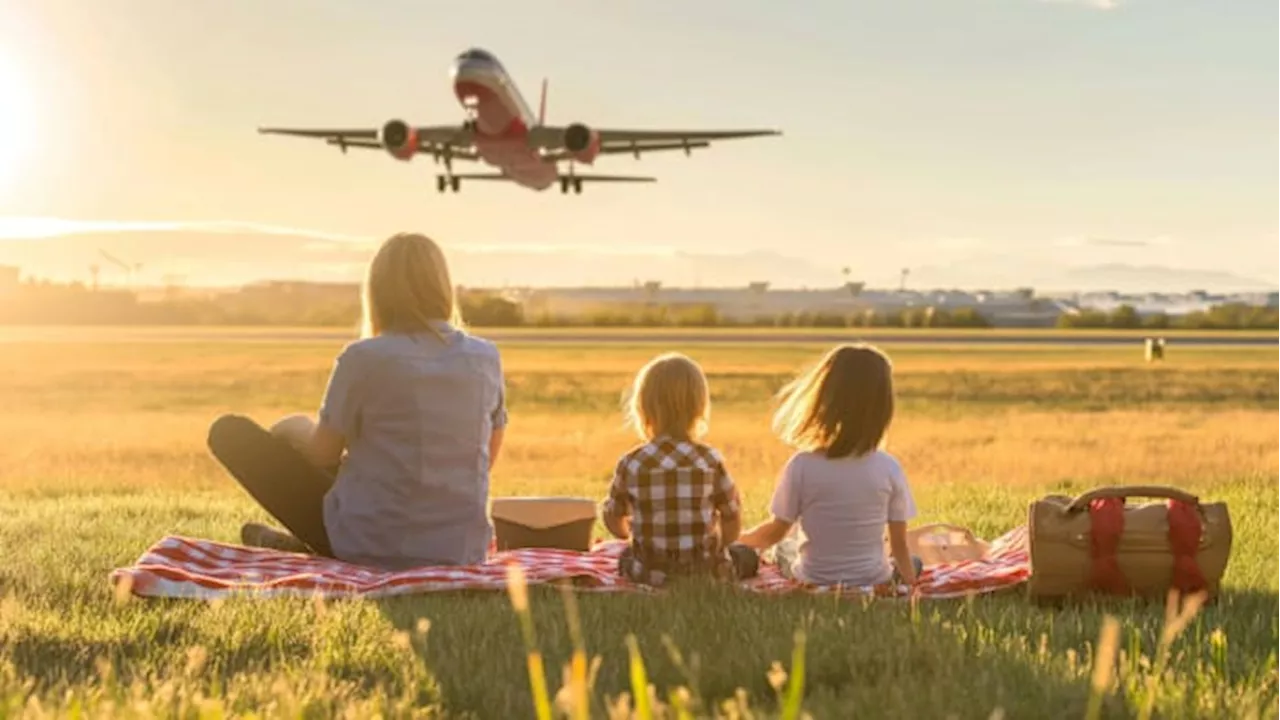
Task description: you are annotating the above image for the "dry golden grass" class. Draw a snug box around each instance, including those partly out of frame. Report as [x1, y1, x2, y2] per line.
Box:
[2, 340, 1275, 509]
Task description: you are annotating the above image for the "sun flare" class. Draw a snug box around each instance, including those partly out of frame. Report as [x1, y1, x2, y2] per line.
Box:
[0, 54, 35, 193]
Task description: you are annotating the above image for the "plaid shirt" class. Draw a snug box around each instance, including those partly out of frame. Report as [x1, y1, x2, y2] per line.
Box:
[602, 436, 742, 580]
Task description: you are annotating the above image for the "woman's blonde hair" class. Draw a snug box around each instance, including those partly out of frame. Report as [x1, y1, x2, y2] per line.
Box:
[625, 352, 711, 441]
[360, 232, 464, 339]
[772, 344, 895, 459]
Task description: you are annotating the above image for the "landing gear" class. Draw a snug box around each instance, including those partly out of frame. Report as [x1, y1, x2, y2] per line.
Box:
[559, 177, 583, 194]
[435, 145, 461, 193]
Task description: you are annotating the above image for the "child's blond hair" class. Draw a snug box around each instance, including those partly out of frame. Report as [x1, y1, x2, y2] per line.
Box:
[361, 232, 465, 339]
[625, 352, 711, 441]
[772, 344, 895, 459]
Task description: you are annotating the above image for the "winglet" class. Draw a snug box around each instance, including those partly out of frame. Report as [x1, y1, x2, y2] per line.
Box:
[538, 78, 548, 126]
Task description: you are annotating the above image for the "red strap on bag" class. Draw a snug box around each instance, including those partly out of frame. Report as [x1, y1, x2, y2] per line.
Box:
[1167, 499, 1207, 592]
[1088, 497, 1130, 594]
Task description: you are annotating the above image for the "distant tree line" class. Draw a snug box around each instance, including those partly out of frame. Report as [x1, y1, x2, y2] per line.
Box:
[0, 282, 523, 328]
[0, 281, 1274, 330]
[528, 305, 992, 329]
[1056, 303, 1278, 331]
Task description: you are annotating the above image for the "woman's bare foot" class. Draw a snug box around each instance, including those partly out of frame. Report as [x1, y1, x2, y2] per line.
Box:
[240, 522, 311, 554]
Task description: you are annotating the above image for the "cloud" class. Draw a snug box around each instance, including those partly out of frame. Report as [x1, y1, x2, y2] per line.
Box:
[1082, 238, 1151, 248]
[0, 215, 692, 258]
[0, 216, 370, 244]
[1039, 0, 1119, 10]
[1053, 235, 1174, 248]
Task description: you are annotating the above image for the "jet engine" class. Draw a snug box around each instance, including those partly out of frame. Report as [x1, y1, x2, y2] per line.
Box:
[380, 119, 418, 161]
[562, 123, 601, 164]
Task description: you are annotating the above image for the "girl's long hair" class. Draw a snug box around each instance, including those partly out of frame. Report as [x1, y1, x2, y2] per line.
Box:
[772, 344, 895, 459]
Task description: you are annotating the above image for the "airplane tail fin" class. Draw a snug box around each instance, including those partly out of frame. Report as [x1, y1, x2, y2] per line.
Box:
[538, 78, 548, 126]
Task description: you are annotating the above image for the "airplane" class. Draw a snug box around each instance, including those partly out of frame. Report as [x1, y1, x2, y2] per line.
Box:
[258, 47, 781, 195]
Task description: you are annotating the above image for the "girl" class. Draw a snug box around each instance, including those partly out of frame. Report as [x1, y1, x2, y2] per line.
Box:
[207, 232, 508, 570]
[599, 352, 754, 586]
[738, 344, 921, 588]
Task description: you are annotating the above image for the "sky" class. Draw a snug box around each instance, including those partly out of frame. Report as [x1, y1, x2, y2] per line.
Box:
[0, 0, 1275, 289]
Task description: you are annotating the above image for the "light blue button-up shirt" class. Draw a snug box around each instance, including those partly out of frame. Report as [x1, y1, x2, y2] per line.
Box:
[318, 323, 507, 569]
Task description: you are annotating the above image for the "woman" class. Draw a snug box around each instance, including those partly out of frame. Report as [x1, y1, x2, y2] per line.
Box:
[207, 232, 508, 570]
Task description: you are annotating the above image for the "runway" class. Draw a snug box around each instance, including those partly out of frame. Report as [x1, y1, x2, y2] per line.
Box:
[1, 326, 1275, 347]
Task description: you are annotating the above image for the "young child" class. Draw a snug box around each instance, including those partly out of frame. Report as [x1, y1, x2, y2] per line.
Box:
[600, 352, 749, 586]
[738, 344, 922, 588]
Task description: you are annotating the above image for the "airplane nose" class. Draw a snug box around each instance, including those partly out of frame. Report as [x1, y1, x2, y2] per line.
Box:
[451, 58, 488, 80]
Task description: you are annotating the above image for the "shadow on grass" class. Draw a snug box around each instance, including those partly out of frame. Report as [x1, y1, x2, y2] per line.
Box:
[370, 583, 1280, 719]
[2, 574, 1274, 718]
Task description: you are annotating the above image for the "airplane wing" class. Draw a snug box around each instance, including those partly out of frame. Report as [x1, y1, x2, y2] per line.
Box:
[258, 125, 479, 159]
[259, 125, 466, 144]
[318, 137, 480, 162]
[538, 141, 712, 162]
[446, 172, 655, 183]
[597, 129, 779, 143]
[528, 127, 779, 156]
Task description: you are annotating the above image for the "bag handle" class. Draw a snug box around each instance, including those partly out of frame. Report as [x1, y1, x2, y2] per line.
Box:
[1066, 485, 1200, 513]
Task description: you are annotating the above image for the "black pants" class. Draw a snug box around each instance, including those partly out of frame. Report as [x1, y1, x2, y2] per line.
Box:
[207, 414, 336, 557]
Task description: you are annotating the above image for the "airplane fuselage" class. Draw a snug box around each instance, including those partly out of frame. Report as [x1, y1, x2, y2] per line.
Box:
[450, 51, 558, 191]
[258, 49, 780, 194]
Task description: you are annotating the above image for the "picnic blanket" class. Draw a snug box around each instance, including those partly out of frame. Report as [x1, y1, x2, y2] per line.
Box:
[109, 526, 1030, 601]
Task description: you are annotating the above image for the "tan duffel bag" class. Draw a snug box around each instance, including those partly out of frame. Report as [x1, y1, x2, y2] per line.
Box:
[1027, 485, 1232, 603]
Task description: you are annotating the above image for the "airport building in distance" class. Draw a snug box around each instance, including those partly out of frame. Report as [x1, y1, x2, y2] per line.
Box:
[502, 282, 1278, 327]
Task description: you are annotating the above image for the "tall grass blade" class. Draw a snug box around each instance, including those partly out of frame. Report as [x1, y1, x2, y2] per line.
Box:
[625, 634, 654, 720]
[669, 687, 695, 720]
[1085, 616, 1121, 720]
[558, 584, 590, 720]
[662, 634, 704, 713]
[780, 628, 807, 720]
[1138, 590, 1207, 720]
[506, 563, 552, 720]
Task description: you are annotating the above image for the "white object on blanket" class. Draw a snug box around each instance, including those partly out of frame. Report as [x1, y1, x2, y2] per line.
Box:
[908, 523, 992, 565]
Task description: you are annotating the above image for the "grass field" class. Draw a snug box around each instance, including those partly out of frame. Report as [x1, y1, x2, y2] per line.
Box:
[1, 331, 1276, 718]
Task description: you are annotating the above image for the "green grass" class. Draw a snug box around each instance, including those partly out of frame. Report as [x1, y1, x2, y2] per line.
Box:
[1, 333, 1277, 718]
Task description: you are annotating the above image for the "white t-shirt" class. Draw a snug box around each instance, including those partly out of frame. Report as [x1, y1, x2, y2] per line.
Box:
[769, 449, 918, 586]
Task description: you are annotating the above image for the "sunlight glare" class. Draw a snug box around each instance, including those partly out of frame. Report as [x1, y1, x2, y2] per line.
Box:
[0, 54, 35, 194]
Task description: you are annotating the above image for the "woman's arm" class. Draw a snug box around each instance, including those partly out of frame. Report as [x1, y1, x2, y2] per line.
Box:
[488, 427, 505, 471]
[737, 517, 793, 549]
[271, 414, 345, 472]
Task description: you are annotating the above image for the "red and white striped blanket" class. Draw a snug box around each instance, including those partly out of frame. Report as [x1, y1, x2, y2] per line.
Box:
[109, 526, 1029, 601]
